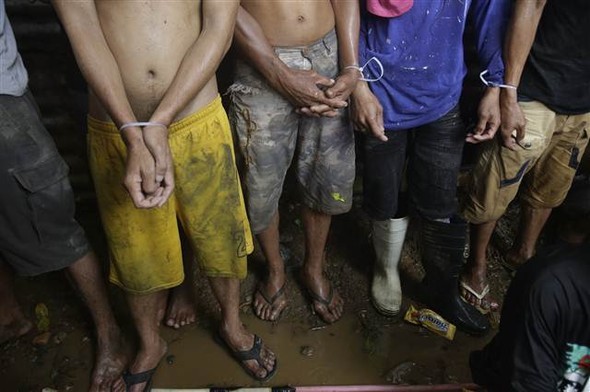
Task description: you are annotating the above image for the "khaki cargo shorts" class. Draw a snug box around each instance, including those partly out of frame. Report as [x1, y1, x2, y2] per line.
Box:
[463, 100, 589, 224]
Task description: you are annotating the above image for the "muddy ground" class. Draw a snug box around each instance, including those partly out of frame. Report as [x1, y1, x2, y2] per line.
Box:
[1, 3, 533, 390]
[0, 179, 525, 391]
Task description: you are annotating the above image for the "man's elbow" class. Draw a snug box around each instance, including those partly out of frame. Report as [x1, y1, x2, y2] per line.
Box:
[223, 34, 234, 57]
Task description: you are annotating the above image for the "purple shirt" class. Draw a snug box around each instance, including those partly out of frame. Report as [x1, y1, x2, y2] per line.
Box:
[360, 0, 509, 131]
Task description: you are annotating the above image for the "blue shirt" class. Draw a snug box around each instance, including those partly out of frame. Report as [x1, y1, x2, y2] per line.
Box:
[359, 0, 509, 131]
[0, 0, 28, 96]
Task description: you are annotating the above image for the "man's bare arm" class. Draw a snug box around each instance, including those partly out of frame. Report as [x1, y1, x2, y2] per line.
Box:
[149, 0, 239, 126]
[52, 1, 138, 140]
[234, 6, 347, 114]
[500, 0, 547, 150]
[52, 0, 169, 208]
[325, 0, 360, 100]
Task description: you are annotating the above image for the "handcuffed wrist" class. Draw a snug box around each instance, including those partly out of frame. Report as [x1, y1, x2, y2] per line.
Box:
[343, 64, 362, 74]
[119, 121, 168, 132]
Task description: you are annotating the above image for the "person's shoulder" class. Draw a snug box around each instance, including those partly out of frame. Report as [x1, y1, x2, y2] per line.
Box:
[524, 243, 590, 291]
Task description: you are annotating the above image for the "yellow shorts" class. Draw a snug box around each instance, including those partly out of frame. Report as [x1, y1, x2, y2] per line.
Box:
[88, 96, 253, 294]
[462, 100, 590, 224]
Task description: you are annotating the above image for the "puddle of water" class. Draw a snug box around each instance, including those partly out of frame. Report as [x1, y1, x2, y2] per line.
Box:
[155, 313, 485, 389]
[0, 308, 488, 391]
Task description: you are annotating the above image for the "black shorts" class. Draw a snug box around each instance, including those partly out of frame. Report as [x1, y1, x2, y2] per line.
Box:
[0, 91, 89, 276]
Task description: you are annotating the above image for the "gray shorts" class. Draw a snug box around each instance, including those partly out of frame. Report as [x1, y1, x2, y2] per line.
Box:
[228, 30, 355, 233]
[0, 91, 89, 276]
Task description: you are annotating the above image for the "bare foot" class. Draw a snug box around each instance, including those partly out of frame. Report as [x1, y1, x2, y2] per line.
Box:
[124, 336, 167, 392]
[219, 324, 276, 380]
[165, 282, 196, 329]
[89, 329, 129, 392]
[0, 317, 33, 345]
[459, 265, 499, 313]
[301, 270, 344, 324]
[253, 273, 287, 322]
[0, 281, 33, 345]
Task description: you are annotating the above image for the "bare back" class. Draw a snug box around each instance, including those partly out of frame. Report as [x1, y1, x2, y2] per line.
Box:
[89, 0, 217, 122]
[241, 0, 335, 46]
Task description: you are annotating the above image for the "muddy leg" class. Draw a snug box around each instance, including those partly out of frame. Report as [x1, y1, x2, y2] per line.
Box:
[254, 211, 287, 321]
[301, 206, 343, 324]
[125, 290, 168, 392]
[0, 262, 33, 345]
[506, 205, 552, 267]
[66, 252, 128, 392]
[461, 222, 499, 311]
[210, 277, 276, 379]
[165, 230, 197, 329]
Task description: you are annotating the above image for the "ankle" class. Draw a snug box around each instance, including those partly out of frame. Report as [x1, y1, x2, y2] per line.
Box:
[302, 262, 323, 279]
[267, 268, 285, 282]
[510, 245, 535, 262]
[95, 324, 122, 344]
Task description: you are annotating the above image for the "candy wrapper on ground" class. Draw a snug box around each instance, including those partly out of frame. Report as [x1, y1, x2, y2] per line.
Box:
[404, 304, 456, 341]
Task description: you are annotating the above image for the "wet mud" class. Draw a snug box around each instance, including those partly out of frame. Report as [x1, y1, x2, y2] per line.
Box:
[0, 196, 520, 391]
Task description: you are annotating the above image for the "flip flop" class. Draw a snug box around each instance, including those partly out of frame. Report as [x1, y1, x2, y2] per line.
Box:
[253, 282, 287, 321]
[214, 332, 278, 382]
[123, 367, 157, 392]
[459, 280, 498, 315]
[306, 283, 342, 324]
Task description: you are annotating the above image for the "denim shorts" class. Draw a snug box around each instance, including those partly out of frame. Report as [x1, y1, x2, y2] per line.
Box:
[0, 91, 89, 276]
[363, 105, 465, 221]
[228, 29, 355, 233]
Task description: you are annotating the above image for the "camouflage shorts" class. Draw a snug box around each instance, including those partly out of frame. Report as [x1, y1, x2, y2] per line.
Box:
[227, 30, 355, 233]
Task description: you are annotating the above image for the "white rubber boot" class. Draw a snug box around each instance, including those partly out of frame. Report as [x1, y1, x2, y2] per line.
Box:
[371, 217, 409, 316]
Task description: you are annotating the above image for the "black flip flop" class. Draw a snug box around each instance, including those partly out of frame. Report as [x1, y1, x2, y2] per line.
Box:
[123, 367, 157, 392]
[254, 282, 287, 321]
[306, 283, 342, 324]
[214, 332, 278, 382]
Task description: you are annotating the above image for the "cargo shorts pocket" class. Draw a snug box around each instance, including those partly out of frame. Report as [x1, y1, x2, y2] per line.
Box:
[569, 128, 588, 169]
[11, 155, 75, 244]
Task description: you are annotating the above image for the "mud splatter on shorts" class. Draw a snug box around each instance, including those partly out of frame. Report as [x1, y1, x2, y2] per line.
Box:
[0, 91, 90, 276]
[227, 29, 355, 234]
[462, 100, 590, 223]
[87, 96, 253, 293]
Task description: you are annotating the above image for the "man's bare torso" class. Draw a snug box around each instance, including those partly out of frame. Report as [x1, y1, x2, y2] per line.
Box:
[89, 0, 217, 122]
[241, 0, 335, 46]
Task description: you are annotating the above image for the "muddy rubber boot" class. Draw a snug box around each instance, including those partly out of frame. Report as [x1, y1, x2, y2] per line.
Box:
[371, 217, 409, 316]
[420, 218, 489, 335]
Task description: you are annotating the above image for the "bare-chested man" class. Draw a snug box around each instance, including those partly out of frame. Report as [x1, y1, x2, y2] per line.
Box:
[228, 1, 359, 323]
[53, 0, 277, 389]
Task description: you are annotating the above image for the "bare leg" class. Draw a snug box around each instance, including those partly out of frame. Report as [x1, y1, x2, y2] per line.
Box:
[0, 262, 33, 344]
[460, 222, 499, 312]
[125, 290, 168, 392]
[505, 205, 552, 267]
[301, 206, 343, 324]
[254, 211, 287, 321]
[210, 277, 276, 379]
[66, 252, 128, 392]
[165, 231, 197, 329]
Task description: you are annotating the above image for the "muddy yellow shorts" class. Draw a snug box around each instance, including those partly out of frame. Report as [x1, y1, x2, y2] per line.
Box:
[87, 96, 253, 293]
[462, 100, 590, 224]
